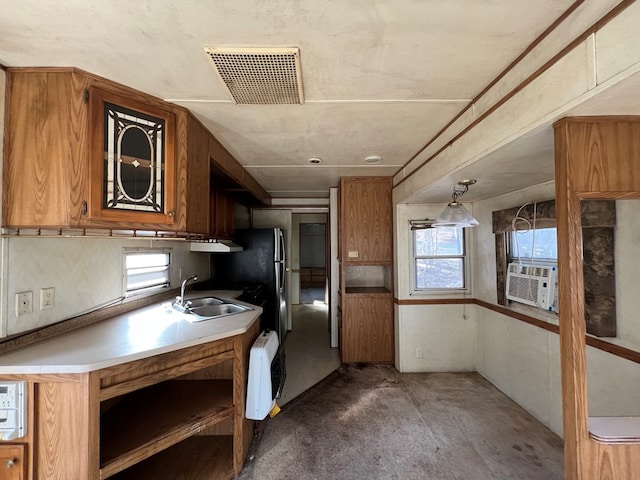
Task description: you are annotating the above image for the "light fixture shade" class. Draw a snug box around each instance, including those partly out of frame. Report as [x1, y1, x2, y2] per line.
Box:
[433, 201, 479, 228]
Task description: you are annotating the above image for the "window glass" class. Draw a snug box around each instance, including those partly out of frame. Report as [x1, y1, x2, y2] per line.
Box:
[416, 258, 464, 289]
[413, 226, 466, 291]
[124, 251, 170, 296]
[414, 228, 464, 256]
[510, 227, 557, 261]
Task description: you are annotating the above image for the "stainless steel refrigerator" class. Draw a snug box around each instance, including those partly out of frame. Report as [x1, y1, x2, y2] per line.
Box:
[212, 227, 288, 342]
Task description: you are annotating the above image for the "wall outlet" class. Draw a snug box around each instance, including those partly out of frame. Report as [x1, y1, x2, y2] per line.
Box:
[16, 292, 33, 316]
[415, 347, 423, 359]
[40, 287, 55, 310]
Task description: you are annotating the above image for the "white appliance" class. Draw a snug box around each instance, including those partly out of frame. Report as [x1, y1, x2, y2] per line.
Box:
[246, 330, 284, 420]
[0, 381, 26, 440]
[506, 262, 559, 312]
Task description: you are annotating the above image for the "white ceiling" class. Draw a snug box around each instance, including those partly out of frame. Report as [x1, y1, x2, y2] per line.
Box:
[0, 0, 616, 201]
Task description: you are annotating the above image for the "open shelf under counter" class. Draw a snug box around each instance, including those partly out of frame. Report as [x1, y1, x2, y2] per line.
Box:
[110, 436, 234, 480]
[100, 379, 233, 479]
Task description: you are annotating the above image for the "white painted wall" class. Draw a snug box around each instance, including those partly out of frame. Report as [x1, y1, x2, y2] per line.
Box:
[474, 305, 562, 433]
[394, 203, 476, 372]
[397, 304, 476, 373]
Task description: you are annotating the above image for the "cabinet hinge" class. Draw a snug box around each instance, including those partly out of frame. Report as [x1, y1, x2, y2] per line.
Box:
[83, 89, 89, 104]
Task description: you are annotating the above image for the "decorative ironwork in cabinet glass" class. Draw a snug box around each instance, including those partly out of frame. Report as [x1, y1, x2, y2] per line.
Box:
[103, 102, 165, 212]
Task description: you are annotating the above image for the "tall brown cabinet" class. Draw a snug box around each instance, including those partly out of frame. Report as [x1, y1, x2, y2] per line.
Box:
[339, 177, 394, 364]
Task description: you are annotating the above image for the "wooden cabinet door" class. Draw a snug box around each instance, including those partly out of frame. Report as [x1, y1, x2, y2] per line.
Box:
[88, 87, 178, 228]
[3, 70, 92, 228]
[3, 70, 186, 231]
[342, 294, 393, 363]
[340, 177, 392, 263]
[183, 115, 210, 235]
[210, 189, 235, 239]
[0, 445, 26, 480]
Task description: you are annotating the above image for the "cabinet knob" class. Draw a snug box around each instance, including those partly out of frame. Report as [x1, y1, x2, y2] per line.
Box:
[81, 201, 88, 215]
[168, 211, 175, 217]
[6, 458, 16, 468]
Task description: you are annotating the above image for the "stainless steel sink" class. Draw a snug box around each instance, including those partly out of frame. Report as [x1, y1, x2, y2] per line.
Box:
[188, 297, 225, 308]
[172, 296, 252, 322]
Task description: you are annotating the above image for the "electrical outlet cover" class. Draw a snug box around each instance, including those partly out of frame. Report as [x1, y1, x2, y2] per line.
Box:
[40, 287, 55, 310]
[16, 291, 33, 316]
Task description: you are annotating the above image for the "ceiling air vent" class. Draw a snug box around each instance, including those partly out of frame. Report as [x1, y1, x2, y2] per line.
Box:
[204, 47, 304, 105]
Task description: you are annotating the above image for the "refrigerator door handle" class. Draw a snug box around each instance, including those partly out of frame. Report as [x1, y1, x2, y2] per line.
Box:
[278, 229, 286, 264]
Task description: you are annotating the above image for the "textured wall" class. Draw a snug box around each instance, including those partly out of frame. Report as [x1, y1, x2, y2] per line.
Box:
[1, 237, 209, 337]
[473, 184, 640, 436]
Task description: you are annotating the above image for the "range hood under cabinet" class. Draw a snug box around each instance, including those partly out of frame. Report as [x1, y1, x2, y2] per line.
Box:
[190, 239, 243, 253]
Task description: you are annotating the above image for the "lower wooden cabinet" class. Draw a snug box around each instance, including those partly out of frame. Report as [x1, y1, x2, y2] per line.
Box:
[3, 321, 259, 480]
[0, 444, 26, 480]
[341, 290, 393, 363]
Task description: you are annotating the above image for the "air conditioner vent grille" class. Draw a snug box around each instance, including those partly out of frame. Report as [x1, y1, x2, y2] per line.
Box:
[508, 276, 539, 303]
[506, 262, 558, 312]
[204, 47, 304, 105]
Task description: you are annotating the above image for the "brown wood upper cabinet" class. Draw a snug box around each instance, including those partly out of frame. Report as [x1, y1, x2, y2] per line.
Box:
[340, 177, 393, 264]
[181, 115, 210, 235]
[210, 189, 235, 240]
[88, 86, 179, 228]
[2, 68, 207, 233]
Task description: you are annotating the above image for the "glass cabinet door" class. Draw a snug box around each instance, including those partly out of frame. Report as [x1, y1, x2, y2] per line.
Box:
[90, 88, 176, 226]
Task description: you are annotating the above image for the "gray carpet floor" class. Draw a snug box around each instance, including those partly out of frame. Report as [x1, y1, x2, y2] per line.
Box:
[237, 366, 564, 480]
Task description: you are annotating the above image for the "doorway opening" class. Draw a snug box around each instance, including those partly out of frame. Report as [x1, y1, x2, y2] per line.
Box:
[279, 215, 339, 405]
[299, 222, 327, 305]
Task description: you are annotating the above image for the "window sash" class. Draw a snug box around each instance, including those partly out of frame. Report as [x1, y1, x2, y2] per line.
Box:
[124, 250, 170, 296]
[509, 227, 558, 262]
[414, 257, 466, 289]
[411, 226, 467, 291]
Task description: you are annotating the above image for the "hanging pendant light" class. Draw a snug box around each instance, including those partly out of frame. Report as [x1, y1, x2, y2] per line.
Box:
[433, 179, 479, 228]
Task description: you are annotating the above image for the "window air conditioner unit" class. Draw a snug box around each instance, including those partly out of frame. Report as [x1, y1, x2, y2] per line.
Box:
[506, 263, 558, 312]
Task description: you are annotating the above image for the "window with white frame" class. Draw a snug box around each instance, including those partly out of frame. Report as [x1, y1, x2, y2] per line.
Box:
[124, 249, 171, 296]
[412, 225, 467, 291]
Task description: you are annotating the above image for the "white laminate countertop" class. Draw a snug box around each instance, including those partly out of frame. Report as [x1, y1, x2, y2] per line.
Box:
[0, 291, 261, 375]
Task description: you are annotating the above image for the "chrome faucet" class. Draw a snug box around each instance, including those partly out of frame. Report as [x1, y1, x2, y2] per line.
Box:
[175, 275, 198, 308]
